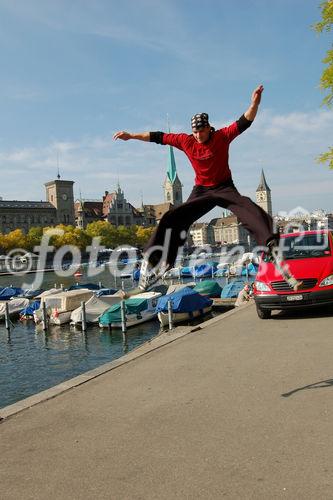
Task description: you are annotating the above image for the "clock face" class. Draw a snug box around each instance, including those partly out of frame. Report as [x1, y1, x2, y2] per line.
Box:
[257, 192, 266, 202]
[62, 193, 68, 201]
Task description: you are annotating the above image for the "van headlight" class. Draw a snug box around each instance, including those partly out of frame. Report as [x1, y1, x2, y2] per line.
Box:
[255, 281, 271, 292]
[319, 275, 333, 287]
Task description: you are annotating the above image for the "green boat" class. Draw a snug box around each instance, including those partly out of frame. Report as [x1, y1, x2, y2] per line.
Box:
[193, 280, 222, 298]
[99, 291, 161, 329]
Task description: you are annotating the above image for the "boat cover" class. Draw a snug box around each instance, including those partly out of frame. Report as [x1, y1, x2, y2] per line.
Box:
[0, 287, 23, 300]
[99, 298, 149, 325]
[194, 280, 222, 297]
[155, 287, 212, 313]
[71, 295, 122, 323]
[221, 280, 245, 298]
[0, 298, 29, 317]
[20, 300, 41, 316]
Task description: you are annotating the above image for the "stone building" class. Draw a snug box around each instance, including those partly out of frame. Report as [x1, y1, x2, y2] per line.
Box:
[189, 220, 216, 247]
[0, 176, 75, 234]
[213, 215, 256, 246]
[103, 184, 145, 227]
[75, 200, 103, 229]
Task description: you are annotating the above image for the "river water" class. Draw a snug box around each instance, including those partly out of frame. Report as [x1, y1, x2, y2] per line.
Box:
[0, 264, 244, 409]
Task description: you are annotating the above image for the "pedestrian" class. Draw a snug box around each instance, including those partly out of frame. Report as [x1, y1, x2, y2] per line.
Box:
[235, 283, 252, 307]
[114, 85, 302, 294]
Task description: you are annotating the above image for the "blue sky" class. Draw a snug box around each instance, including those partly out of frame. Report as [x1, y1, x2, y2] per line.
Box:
[0, 0, 332, 219]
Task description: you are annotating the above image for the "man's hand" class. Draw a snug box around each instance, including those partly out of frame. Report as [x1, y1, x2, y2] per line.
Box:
[244, 85, 264, 121]
[113, 131, 132, 141]
[113, 131, 150, 142]
[251, 85, 264, 107]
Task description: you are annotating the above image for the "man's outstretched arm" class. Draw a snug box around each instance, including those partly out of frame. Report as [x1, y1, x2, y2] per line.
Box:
[113, 131, 150, 141]
[244, 84, 264, 121]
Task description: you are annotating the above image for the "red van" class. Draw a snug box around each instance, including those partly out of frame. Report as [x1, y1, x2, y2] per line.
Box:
[254, 230, 333, 319]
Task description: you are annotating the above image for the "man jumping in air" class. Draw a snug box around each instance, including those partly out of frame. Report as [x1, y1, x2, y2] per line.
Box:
[113, 85, 302, 294]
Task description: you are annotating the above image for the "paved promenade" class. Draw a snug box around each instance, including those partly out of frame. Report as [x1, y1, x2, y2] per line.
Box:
[1, 303, 333, 499]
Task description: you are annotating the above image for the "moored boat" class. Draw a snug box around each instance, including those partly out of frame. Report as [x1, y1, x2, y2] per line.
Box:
[156, 287, 213, 327]
[34, 289, 94, 325]
[70, 292, 123, 326]
[193, 280, 222, 298]
[99, 291, 162, 329]
[0, 298, 29, 320]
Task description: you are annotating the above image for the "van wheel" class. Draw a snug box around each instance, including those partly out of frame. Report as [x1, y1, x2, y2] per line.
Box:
[256, 305, 271, 319]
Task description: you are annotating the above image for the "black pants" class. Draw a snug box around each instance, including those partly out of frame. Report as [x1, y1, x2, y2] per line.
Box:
[145, 178, 274, 268]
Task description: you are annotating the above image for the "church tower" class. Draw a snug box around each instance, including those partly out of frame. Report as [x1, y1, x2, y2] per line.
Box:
[163, 145, 183, 206]
[255, 169, 272, 217]
[45, 173, 75, 225]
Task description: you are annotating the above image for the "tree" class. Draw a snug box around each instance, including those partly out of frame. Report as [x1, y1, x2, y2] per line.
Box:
[26, 226, 43, 251]
[314, 0, 333, 169]
[1, 229, 27, 252]
[85, 221, 118, 248]
[136, 226, 155, 247]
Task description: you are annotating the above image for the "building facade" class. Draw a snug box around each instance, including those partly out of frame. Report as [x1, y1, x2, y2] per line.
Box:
[0, 176, 75, 234]
[213, 215, 255, 246]
[103, 184, 145, 227]
[189, 220, 216, 247]
[0, 200, 56, 234]
[75, 200, 104, 229]
[45, 178, 75, 225]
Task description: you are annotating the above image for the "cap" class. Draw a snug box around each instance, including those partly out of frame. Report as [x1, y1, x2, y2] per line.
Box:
[191, 112, 209, 131]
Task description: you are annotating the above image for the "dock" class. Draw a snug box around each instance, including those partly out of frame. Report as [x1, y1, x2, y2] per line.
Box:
[1, 303, 333, 499]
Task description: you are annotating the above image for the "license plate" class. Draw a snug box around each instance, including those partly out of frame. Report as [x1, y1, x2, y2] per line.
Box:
[287, 294, 303, 301]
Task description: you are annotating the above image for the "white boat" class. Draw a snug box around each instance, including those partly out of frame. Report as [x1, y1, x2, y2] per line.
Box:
[156, 287, 213, 327]
[34, 289, 94, 325]
[35, 288, 63, 299]
[70, 292, 123, 326]
[158, 306, 212, 327]
[99, 291, 162, 329]
[0, 298, 29, 320]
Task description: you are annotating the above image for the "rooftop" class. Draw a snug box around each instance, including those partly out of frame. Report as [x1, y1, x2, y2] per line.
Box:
[0, 200, 55, 210]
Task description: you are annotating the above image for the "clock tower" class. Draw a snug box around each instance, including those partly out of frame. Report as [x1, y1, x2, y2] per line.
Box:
[256, 169, 272, 217]
[45, 175, 75, 225]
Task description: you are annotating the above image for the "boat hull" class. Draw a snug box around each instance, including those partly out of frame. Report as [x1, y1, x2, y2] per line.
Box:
[158, 306, 212, 327]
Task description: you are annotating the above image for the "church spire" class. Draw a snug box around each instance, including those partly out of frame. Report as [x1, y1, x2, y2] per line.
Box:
[256, 169, 270, 192]
[167, 146, 177, 183]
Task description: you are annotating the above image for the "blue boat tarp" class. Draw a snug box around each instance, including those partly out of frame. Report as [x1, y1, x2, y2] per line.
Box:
[221, 280, 245, 299]
[241, 263, 258, 276]
[156, 287, 212, 313]
[20, 300, 40, 316]
[99, 298, 148, 325]
[193, 262, 218, 278]
[180, 266, 193, 277]
[133, 269, 140, 281]
[0, 287, 23, 300]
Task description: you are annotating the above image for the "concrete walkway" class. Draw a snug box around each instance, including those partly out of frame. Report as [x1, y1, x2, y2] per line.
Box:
[1, 304, 333, 499]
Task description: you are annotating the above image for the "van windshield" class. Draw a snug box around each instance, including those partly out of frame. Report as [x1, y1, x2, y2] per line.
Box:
[280, 233, 331, 260]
